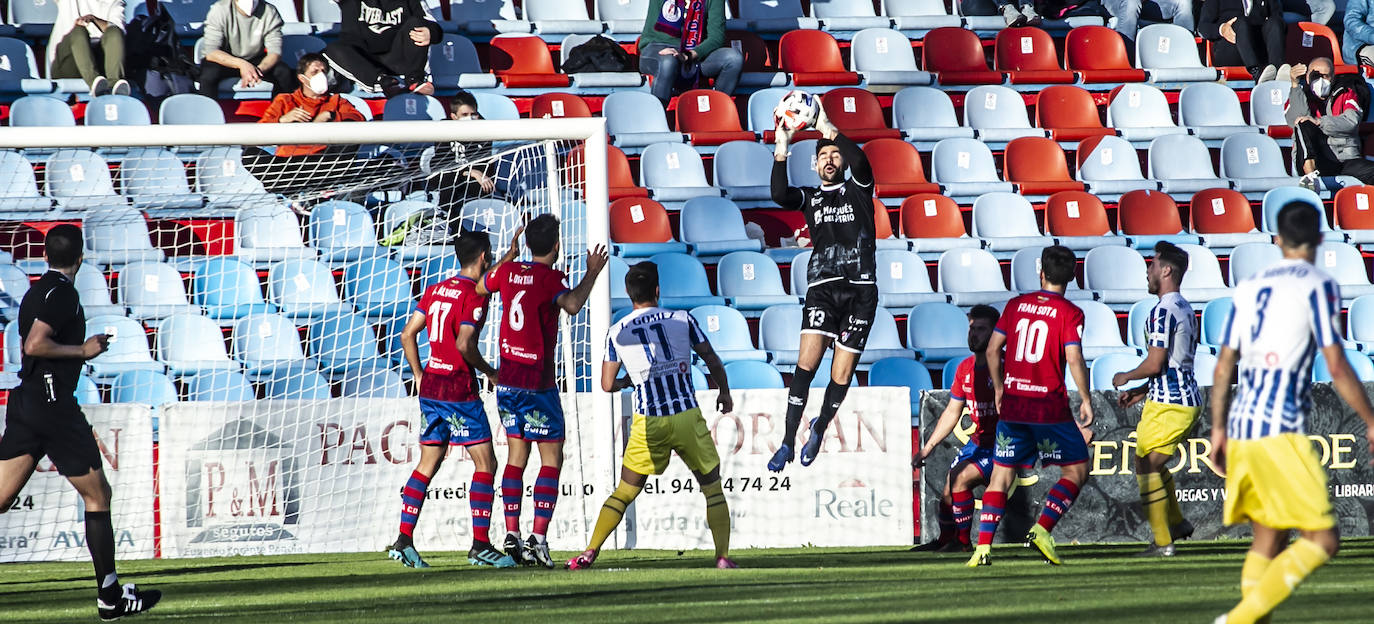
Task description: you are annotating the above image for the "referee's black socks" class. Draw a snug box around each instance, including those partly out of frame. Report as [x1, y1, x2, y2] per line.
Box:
[783, 367, 816, 444]
[85, 510, 120, 603]
[814, 380, 851, 430]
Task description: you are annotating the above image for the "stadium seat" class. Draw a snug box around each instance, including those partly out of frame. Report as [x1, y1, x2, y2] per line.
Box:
[758, 303, 802, 367]
[192, 257, 277, 324]
[970, 192, 1054, 253]
[789, 251, 811, 297]
[1198, 297, 1231, 353]
[899, 194, 980, 255]
[416, 253, 460, 291]
[1178, 82, 1261, 142]
[929, 138, 1015, 201]
[922, 27, 1004, 85]
[268, 258, 352, 320]
[1313, 349, 1374, 382]
[995, 27, 1076, 84]
[232, 313, 312, 377]
[604, 91, 683, 149]
[381, 93, 445, 121]
[1189, 188, 1271, 249]
[861, 308, 916, 365]
[469, 92, 520, 122]
[680, 197, 763, 260]
[1250, 81, 1293, 138]
[195, 147, 275, 210]
[45, 149, 128, 212]
[1079, 300, 1138, 360]
[73, 375, 100, 404]
[875, 249, 947, 312]
[567, 144, 648, 201]
[1075, 136, 1160, 199]
[729, 31, 788, 89]
[1135, 24, 1221, 83]
[871, 196, 906, 251]
[234, 205, 317, 267]
[83, 206, 166, 269]
[907, 301, 974, 363]
[937, 248, 1011, 306]
[1090, 352, 1146, 390]
[716, 252, 797, 312]
[690, 305, 769, 362]
[724, 359, 784, 389]
[555, 34, 647, 89]
[713, 141, 775, 204]
[1064, 26, 1147, 83]
[5, 0, 55, 38]
[0, 150, 52, 217]
[2, 322, 19, 372]
[891, 87, 974, 145]
[964, 85, 1048, 143]
[1347, 295, 1374, 351]
[598, 0, 649, 33]
[488, 34, 569, 88]
[868, 357, 933, 414]
[649, 252, 727, 309]
[849, 28, 933, 86]
[531, 92, 591, 119]
[342, 257, 411, 322]
[737, 0, 817, 31]
[264, 0, 311, 35]
[1228, 242, 1282, 285]
[110, 370, 178, 406]
[118, 148, 206, 214]
[1004, 137, 1084, 197]
[183, 369, 256, 401]
[308, 200, 385, 266]
[307, 313, 387, 378]
[820, 88, 901, 142]
[1220, 134, 1299, 196]
[1286, 22, 1350, 70]
[1260, 186, 1330, 234]
[786, 139, 825, 188]
[261, 368, 333, 399]
[1107, 84, 1187, 144]
[524, 0, 600, 35]
[1115, 188, 1200, 248]
[1126, 298, 1152, 349]
[1148, 134, 1228, 198]
[0, 265, 28, 321]
[779, 30, 860, 86]
[1177, 244, 1231, 304]
[377, 200, 446, 266]
[748, 88, 819, 143]
[1335, 186, 1374, 246]
[340, 369, 407, 398]
[640, 142, 719, 204]
[1009, 246, 1094, 299]
[1084, 245, 1149, 306]
[883, 0, 961, 34]
[674, 90, 753, 147]
[1316, 241, 1374, 302]
[444, 0, 527, 34]
[118, 261, 198, 322]
[1037, 86, 1113, 143]
[863, 138, 939, 198]
[75, 263, 124, 318]
[1044, 190, 1125, 250]
[429, 34, 498, 91]
[0, 38, 51, 94]
[84, 95, 150, 126]
[156, 313, 239, 376]
[384, 316, 429, 373]
[607, 255, 631, 311]
[85, 315, 164, 381]
[813, 0, 891, 32]
[10, 95, 75, 127]
[609, 198, 689, 257]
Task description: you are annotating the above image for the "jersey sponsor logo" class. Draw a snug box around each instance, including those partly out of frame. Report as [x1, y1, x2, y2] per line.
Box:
[428, 361, 454, 373]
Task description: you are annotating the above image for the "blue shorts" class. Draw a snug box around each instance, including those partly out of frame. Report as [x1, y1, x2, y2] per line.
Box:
[950, 440, 995, 480]
[497, 386, 565, 441]
[418, 398, 492, 446]
[993, 421, 1090, 469]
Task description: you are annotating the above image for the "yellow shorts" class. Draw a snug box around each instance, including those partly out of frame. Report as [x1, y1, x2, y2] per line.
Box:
[1222, 434, 1334, 531]
[622, 407, 722, 476]
[1135, 401, 1202, 457]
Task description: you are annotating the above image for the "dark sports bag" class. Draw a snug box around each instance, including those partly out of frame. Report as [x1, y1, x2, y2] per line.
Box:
[561, 35, 636, 73]
[125, 4, 199, 97]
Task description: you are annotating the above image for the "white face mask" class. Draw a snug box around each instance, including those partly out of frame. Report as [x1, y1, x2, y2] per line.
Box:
[307, 71, 328, 95]
[1311, 77, 1331, 98]
[235, 0, 257, 14]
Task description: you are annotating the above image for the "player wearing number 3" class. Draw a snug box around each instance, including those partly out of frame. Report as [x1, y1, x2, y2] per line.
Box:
[568, 262, 736, 570]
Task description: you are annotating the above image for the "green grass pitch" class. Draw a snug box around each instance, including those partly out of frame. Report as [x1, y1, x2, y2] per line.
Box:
[7, 539, 1374, 622]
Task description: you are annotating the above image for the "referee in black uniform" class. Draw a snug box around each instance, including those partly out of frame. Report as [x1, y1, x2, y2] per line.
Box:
[767, 103, 879, 472]
[0, 225, 160, 620]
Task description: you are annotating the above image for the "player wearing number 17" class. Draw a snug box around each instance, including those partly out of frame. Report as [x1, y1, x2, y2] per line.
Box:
[1209, 203, 1374, 624]
[968, 245, 1094, 568]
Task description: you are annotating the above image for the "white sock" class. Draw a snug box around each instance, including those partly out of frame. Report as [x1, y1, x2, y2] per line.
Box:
[101, 572, 119, 589]
[533, 534, 548, 545]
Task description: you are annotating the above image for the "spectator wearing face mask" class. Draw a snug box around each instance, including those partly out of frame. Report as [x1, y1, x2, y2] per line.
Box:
[258, 53, 365, 155]
[426, 91, 496, 231]
[1286, 57, 1374, 188]
[199, 0, 293, 97]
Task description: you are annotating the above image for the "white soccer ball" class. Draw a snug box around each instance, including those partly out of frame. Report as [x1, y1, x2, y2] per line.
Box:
[773, 90, 820, 132]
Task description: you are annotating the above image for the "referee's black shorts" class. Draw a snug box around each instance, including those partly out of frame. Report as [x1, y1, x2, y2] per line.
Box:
[801, 281, 879, 354]
[0, 381, 102, 477]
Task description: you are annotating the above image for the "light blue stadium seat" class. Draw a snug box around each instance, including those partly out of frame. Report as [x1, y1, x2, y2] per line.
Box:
[268, 258, 352, 320]
[736, 0, 817, 31]
[1220, 134, 1298, 196]
[45, 149, 128, 212]
[1090, 352, 1146, 390]
[1178, 244, 1231, 304]
[690, 305, 769, 362]
[234, 205, 317, 267]
[862, 307, 916, 365]
[785, 138, 824, 188]
[444, 0, 529, 35]
[1347, 295, 1374, 351]
[937, 248, 1011, 306]
[195, 147, 274, 209]
[341, 368, 408, 398]
[970, 192, 1054, 253]
[307, 313, 387, 378]
[605, 91, 684, 149]
[849, 28, 932, 86]
[1178, 82, 1261, 141]
[929, 138, 1014, 201]
[556, 35, 647, 89]
[192, 257, 277, 324]
[382, 93, 445, 121]
[908, 302, 972, 363]
[1084, 245, 1149, 306]
[429, 34, 498, 91]
[304, 0, 341, 33]
[118, 148, 206, 214]
[1077, 136, 1159, 198]
[343, 257, 411, 321]
[472, 92, 520, 121]
[598, 0, 649, 33]
[1126, 298, 1152, 349]
[309, 200, 386, 265]
[691, 364, 710, 389]
[84, 95, 150, 126]
[746, 89, 792, 134]
[232, 313, 312, 377]
[1313, 348, 1374, 382]
[892, 87, 973, 145]
[875, 249, 946, 311]
[183, 368, 256, 401]
[641, 142, 720, 204]
[156, 313, 239, 376]
[714, 141, 775, 204]
[75, 263, 124, 317]
[417, 252, 460, 288]
[716, 251, 797, 312]
[0, 37, 52, 91]
[1135, 24, 1220, 83]
[1194, 350, 1218, 387]
[1316, 241, 1374, 302]
[1107, 84, 1187, 144]
[384, 316, 429, 374]
[85, 315, 165, 381]
[790, 250, 811, 297]
[1148, 134, 1228, 198]
[1080, 300, 1138, 360]
[0, 149, 55, 216]
[609, 255, 630, 310]
[143, 0, 215, 35]
[159, 93, 225, 124]
[817, 0, 892, 33]
[940, 356, 963, 389]
[76, 375, 101, 404]
[1199, 297, 1232, 354]
[110, 370, 178, 406]
[1228, 242, 1282, 285]
[758, 303, 802, 367]
[4, 322, 20, 372]
[883, 0, 962, 33]
[10, 95, 74, 127]
[1261, 187, 1332, 234]
[261, 368, 333, 399]
[451, 198, 522, 251]
[1249, 81, 1289, 129]
[280, 31, 327, 60]
[118, 261, 198, 322]
[526, 0, 600, 35]
[649, 252, 726, 309]
[83, 206, 165, 269]
[380, 200, 447, 266]
[868, 357, 932, 416]
[0, 265, 27, 321]
[964, 85, 1048, 143]
[680, 197, 763, 260]
[724, 359, 785, 389]
[1009, 247, 1094, 300]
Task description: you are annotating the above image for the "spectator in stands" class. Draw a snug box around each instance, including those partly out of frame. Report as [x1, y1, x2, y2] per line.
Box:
[1292, 0, 1334, 25]
[1286, 58, 1374, 188]
[323, 0, 440, 97]
[1343, 0, 1374, 67]
[1105, 0, 1194, 45]
[959, 0, 1042, 27]
[1199, 0, 1287, 83]
[427, 91, 495, 234]
[198, 0, 294, 97]
[638, 0, 743, 104]
[258, 53, 365, 146]
[49, 0, 128, 98]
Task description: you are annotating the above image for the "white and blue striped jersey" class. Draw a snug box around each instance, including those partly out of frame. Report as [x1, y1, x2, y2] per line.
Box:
[606, 307, 706, 417]
[1222, 258, 1341, 440]
[1146, 292, 1201, 407]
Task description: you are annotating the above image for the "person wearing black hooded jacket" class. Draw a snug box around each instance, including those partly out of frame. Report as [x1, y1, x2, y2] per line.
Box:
[322, 0, 441, 96]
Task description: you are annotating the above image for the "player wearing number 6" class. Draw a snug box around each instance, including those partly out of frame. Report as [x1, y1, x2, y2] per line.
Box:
[481, 213, 609, 568]
[969, 245, 1093, 567]
[567, 262, 736, 570]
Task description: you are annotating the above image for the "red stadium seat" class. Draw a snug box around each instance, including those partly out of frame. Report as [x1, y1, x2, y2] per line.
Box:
[1334, 186, 1374, 230]
[488, 35, 571, 88]
[1204, 40, 1252, 81]
[610, 198, 676, 243]
[567, 144, 649, 201]
[1036, 86, 1114, 142]
[995, 27, 1076, 84]
[921, 27, 1005, 86]
[900, 193, 967, 238]
[779, 30, 861, 86]
[1287, 22, 1360, 73]
[676, 89, 755, 146]
[1044, 190, 1111, 237]
[530, 92, 591, 119]
[1118, 189, 1186, 236]
[1065, 26, 1146, 84]
[1190, 188, 1258, 235]
[819, 88, 902, 142]
[862, 138, 939, 198]
[1004, 137, 1084, 195]
[874, 196, 896, 240]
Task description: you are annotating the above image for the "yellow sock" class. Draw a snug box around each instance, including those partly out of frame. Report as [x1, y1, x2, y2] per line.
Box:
[1136, 472, 1172, 546]
[702, 481, 731, 558]
[1160, 470, 1184, 527]
[587, 480, 642, 552]
[1240, 550, 1273, 598]
[1229, 539, 1330, 623]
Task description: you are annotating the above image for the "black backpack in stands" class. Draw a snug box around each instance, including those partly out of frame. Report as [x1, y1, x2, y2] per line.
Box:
[125, 3, 199, 97]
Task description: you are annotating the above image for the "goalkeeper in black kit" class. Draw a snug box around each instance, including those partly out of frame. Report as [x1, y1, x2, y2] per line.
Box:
[766, 103, 879, 472]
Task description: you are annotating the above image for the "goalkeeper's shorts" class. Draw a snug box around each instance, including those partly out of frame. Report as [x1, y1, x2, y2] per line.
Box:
[622, 407, 721, 477]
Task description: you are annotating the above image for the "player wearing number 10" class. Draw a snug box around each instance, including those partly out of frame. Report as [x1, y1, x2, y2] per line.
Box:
[969, 245, 1094, 568]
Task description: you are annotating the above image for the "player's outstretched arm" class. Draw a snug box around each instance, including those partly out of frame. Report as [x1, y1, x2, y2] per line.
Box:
[1065, 344, 1094, 428]
[917, 397, 966, 466]
[1112, 346, 1167, 400]
[985, 331, 1007, 412]
[557, 245, 610, 315]
[1318, 343, 1374, 461]
[457, 323, 498, 380]
[1208, 346, 1239, 473]
[818, 113, 873, 188]
[693, 340, 733, 414]
[399, 311, 428, 386]
[771, 124, 804, 209]
[23, 320, 107, 361]
[475, 214, 529, 296]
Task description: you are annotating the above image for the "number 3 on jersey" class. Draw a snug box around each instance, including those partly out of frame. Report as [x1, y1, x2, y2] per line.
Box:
[1013, 318, 1048, 363]
[1250, 286, 1272, 341]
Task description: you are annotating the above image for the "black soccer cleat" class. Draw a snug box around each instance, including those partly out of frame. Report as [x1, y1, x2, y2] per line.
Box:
[504, 533, 534, 566]
[800, 418, 825, 466]
[98, 583, 161, 621]
[526, 536, 555, 569]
